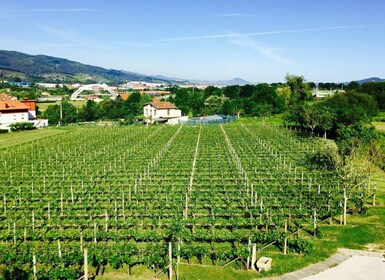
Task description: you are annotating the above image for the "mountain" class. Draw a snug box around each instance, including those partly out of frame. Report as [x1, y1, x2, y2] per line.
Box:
[0, 50, 177, 85]
[356, 77, 384, 84]
[190, 77, 253, 86]
[0, 50, 253, 86]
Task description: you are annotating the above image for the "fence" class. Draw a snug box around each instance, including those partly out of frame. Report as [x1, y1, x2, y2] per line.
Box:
[180, 115, 238, 125]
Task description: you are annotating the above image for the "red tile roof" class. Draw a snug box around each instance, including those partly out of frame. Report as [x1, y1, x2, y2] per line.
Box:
[147, 101, 178, 109]
[118, 93, 130, 100]
[0, 100, 30, 111]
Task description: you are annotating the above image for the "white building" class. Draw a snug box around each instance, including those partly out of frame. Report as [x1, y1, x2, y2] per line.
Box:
[143, 101, 187, 124]
[0, 99, 48, 130]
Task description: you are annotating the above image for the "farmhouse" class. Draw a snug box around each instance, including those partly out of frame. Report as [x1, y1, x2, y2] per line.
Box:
[143, 101, 187, 124]
[0, 99, 48, 130]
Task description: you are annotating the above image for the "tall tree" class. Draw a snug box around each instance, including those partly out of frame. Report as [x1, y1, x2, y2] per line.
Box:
[79, 100, 99, 121]
[202, 95, 227, 115]
[285, 74, 313, 103]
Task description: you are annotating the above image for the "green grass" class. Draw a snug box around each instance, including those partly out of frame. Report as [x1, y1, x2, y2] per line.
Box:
[372, 122, 385, 132]
[0, 128, 69, 149]
[37, 100, 86, 112]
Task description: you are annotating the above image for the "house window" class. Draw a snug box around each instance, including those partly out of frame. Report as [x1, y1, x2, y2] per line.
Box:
[167, 109, 170, 115]
[154, 110, 157, 116]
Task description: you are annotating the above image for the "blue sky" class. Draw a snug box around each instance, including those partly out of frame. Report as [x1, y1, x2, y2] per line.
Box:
[1, 0, 385, 83]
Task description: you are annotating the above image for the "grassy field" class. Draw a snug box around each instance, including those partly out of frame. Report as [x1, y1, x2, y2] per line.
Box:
[0, 128, 68, 149]
[37, 100, 86, 112]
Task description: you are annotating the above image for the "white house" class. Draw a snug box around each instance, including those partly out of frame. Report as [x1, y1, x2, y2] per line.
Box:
[0, 99, 48, 130]
[143, 101, 186, 124]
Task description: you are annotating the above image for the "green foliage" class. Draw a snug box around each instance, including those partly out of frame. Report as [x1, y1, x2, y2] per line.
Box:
[285, 74, 313, 104]
[323, 91, 378, 127]
[289, 238, 313, 254]
[0, 122, 376, 279]
[1, 266, 31, 280]
[78, 100, 99, 121]
[202, 95, 227, 115]
[43, 102, 78, 125]
[336, 124, 379, 158]
[307, 140, 342, 171]
[361, 81, 385, 110]
[9, 122, 36, 131]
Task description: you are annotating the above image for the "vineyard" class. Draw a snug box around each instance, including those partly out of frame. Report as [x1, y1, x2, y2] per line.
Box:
[0, 123, 371, 279]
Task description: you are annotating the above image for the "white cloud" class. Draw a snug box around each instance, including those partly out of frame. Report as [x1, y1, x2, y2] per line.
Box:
[17, 8, 103, 12]
[229, 35, 293, 64]
[158, 25, 372, 42]
[209, 13, 253, 17]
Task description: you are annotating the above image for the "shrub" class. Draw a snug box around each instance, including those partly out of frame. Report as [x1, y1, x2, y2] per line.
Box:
[9, 122, 36, 132]
[307, 140, 342, 171]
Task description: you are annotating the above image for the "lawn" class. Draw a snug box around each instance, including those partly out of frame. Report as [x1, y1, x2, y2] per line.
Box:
[37, 100, 86, 112]
[0, 128, 69, 149]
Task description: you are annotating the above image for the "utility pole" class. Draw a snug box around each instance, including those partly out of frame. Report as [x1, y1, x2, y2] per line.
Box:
[59, 102, 63, 126]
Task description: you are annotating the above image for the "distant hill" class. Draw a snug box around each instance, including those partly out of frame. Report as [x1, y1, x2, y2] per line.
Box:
[356, 77, 384, 84]
[0, 50, 252, 86]
[190, 77, 253, 86]
[0, 50, 176, 85]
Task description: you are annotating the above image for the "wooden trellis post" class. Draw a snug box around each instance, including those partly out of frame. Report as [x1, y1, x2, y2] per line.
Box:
[251, 243, 257, 270]
[84, 248, 88, 280]
[283, 220, 287, 255]
[33, 253, 37, 280]
[168, 242, 173, 280]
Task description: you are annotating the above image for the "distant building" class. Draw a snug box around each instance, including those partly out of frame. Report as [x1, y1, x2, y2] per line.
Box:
[313, 89, 345, 98]
[8, 82, 29, 87]
[117, 93, 130, 101]
[143, 101, 186, 124]
[140, 91, 171, 98]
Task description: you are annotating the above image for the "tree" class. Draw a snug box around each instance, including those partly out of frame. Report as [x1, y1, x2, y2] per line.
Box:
[79, 100, 99, 121]
[242, 98, 257, 116]
[276, 85, 291, 109]
[336, 124, 378, 160]
[307, 140, 342, 171]
[361, 82, 385, 110]
[346, 81, 360, 91]
[125, 91, 142, 116]
[188, 91, 204, 116]
[202, 95, 227, 115]
[285, 74, 313, 103]
[44, 104, 60, 125]
[43, 102, 78, 125]
[338, 157, 368, 225]
[323, 92, 378, 126]
[239, 84, 255, 98]
[204, 86, 223, 99]
[253, 104, 273, 125]
[61, 102, 78, 123]
[223, 85, 240, 99]
[301, 103, 335, 136]
[173, 88, 191, 115]
[222, 99, 234, 115]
